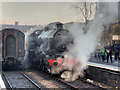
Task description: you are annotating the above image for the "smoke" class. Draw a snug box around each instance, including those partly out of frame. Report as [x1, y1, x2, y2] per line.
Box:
[22, 33, 30, 69]
[22, 25, 44, 69]
[60, 2, 118, 81]
[21, 2, 118, 82]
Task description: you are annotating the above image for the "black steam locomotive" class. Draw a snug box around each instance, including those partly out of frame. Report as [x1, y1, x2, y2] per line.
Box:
[27, 22, 73, 74]
[2, 28, 25, 69]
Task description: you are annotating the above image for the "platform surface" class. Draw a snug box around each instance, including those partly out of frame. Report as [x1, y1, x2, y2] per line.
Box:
[88, 62, 120, 72]
[89, 56, 120, 71]
[0, 74, 6, 89]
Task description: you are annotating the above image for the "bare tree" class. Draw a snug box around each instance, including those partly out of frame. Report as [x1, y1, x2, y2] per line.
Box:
[75, 2, 97, 32]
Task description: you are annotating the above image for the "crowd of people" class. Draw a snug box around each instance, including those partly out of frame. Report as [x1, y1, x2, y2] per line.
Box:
[94, 42, 120, 63]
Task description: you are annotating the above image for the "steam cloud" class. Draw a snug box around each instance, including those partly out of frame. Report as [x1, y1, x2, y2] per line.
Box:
[22, 26, 44, 68]
[22, 33, 30, 69]
[22, 2, 118, 82]
[60, 2, 118, 81]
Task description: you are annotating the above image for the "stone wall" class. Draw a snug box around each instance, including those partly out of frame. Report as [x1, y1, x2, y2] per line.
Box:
[85, 66, 120, 88]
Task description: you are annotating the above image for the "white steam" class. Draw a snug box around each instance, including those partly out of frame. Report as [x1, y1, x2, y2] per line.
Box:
[21, 2, 118, 82]
[22, 25, 44, 68]
[22, 33, 30, 68]
[60, 2, 118, 81]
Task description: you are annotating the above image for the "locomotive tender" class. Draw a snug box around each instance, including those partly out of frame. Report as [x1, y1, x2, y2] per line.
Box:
[2, 28, 25, 69]
[27, 22, 74, 74]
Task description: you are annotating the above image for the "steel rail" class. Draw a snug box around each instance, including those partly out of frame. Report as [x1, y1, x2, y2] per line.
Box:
[20, 71, 43, 89]
[52, 76, 78, 89]
[79, 78, 109, 90]
[40, 70, 109, 89]
[2, 72, 13, 89]
[40, 71, 78, 89]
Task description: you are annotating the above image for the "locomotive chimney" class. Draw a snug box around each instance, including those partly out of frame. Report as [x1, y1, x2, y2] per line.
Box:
[56, 22, 63, 30]
[15, 21, 18, 26]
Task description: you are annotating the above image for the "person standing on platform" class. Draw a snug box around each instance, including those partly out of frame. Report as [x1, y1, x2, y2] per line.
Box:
[113, 42, 119, 60]
[119, 44, 120, 60]
[105, 43, 113, 63]
[99, 47, 105, 62]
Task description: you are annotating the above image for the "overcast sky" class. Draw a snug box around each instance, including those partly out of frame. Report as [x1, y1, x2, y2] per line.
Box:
[2, 2, 85, 25]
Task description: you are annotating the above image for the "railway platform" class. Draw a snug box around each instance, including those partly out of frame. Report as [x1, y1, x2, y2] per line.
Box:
[87, 60, 120, 88]
[89, 56, 120, 67]
[0, 74, 6, 89]
[88, 62, 119, 72]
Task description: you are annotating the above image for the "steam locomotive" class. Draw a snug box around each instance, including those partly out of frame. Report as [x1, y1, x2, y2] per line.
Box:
[27, 22, 75, 75]
[2, 28, 25, 69]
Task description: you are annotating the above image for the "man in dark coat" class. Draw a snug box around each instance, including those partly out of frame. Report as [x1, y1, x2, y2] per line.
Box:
[113, 42, 119, 60]
[105, 43, 113, 63]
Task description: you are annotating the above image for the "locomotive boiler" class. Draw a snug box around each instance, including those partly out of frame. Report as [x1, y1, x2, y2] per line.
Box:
[27, 22, 74, 74]
[2, 28, 25, 69]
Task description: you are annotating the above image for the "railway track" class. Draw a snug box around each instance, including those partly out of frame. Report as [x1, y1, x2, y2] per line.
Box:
[50, 75, 78, 89]
[23, 70, 72, 89]
[2, 70, 110, 89]
[38, 70, 107, 89]
[2, 71, 43, 89]
[49, 75, 105, 89]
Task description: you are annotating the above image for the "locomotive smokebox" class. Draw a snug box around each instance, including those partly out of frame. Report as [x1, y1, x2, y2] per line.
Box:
[56, 22, 63, 30]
